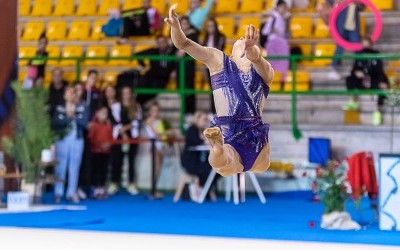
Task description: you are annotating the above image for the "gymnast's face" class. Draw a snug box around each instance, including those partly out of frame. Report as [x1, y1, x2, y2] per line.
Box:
[232, 38, 245, 58]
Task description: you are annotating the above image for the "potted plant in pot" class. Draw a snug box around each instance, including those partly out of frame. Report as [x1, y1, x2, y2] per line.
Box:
[316, 160, 361, 230]
[2, 83, 56, 199]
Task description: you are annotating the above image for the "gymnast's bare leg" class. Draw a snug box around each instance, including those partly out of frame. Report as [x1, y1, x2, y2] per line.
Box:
[166, 4, 274, 177]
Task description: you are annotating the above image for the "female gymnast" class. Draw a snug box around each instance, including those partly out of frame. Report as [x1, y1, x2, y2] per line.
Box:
[165, 4, 274, 177]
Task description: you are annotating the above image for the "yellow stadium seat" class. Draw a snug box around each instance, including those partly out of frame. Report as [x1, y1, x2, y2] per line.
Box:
[98, 0, 120, 16]
[266, 0, 274, 10]
[63, 71, 77, 83]
[313, 43, 336, 66]
[369, 0, 393, 10]
[284, 82, 310, 91]
[215, 0, 239, 14]
[46, 45, 61, 66]
[152, 0, 167, 15]
[60, 46, 83, 66]
[76, 0, 97, 16]
[53, 0, 75, 16]
[224, 43, 233, 56]
[22, 22, 45, 41]
[216, 17, 236, 39]
[290, 17, 313, 39]
[85, 46, 108, 66]
[239, 0, 264, 13]
[169, 0, 190, 14]
[313, 18, 329, 38]
[134, 44, 154, 54]
[123, 0, 142, 10]
[103, 71, 119, 86]
[19, 47, 37, 66]
[31, 0, 53, 16]
[46, 21, 67, 41]
[19, 70, 27, 82]
[162, 23, 171, 37]
[19, 0, 31, 16]
[270, 71, 283, 91]
[109, 45, 132, 66]
[360, 16, 366, 36]
[284, 71, 310, 91]
[91, 20, 108, 40]
[68, 21, 91, 40]
[44, 71, 52, 88]
[237, 17, 261, 38]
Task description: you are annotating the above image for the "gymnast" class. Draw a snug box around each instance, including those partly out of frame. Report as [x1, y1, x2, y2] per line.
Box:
[165, 4, 274, 177]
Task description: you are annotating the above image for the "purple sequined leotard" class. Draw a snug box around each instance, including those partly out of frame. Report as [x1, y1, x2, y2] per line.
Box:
[210, 54, 270, 172]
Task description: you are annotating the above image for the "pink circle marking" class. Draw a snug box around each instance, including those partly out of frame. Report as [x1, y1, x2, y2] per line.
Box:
[329, 0, 383, 51]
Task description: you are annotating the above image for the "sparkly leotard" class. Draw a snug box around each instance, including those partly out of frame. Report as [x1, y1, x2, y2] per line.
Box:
[211, 54, 270, 171]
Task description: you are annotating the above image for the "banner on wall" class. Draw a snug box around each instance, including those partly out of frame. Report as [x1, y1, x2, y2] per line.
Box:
[379, 154, 400, 231]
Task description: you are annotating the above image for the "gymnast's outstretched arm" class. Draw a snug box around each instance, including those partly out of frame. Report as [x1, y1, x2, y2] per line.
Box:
[243, 25, 274, 86]
[165, 4, 224, 75]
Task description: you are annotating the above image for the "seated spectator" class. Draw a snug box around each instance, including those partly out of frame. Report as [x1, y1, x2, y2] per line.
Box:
[88, 106, 113, 199]
[345, 36, 389, 124]
[48, 67, 68, 116]
[135, 35, 176, 106]
[188, 0, 214, 31]
[181, 111, 217, 201]
[52, 86, 89, 203]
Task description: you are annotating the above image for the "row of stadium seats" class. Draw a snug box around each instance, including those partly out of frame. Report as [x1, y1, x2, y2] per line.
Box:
[19, 0, 395, 17]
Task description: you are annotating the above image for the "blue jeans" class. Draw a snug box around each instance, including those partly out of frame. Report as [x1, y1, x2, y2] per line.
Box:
[332, 29, 360, 68]
[55, 129, 84, 198]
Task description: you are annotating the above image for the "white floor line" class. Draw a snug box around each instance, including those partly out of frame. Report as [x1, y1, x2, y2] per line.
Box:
[0, 227, 399, 250]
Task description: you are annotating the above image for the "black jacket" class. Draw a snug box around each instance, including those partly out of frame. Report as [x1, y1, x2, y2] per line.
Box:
[52, 102, 89, 139]
[137, 47, 176, 79]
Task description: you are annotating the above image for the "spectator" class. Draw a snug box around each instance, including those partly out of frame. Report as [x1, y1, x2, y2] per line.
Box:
[143, 0, 161, 33]
[24, 34, 48, 88]
[52, 86, 89, 203]
[176, 16, 199, 115]
[103, 85, 119, 123]
[181, 111, 217, 201]
[261, 0, 290, 82]
[108, 86, 142, 195]
[74, 82, 85, 103]
[48, 67, 68, 116]
[272, 0, 309, 9]
[329, 0, 363, 80]
[188, 0, 214, 31]
[88, 106, 113, 199]
[345, 36, 389, 124]
[83, 69, 103, 117]
[135, 35, 176, 106]
[202, 17, 226, 113]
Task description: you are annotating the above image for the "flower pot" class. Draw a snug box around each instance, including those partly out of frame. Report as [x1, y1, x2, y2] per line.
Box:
[321, 211, 361, 230]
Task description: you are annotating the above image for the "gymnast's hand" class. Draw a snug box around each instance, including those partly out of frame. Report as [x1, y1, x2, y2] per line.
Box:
[164, 4, 180, 29]
[241, 25, 260, 58]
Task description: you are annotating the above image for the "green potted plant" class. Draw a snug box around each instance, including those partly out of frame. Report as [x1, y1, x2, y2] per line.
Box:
[2, 83, 56, 196]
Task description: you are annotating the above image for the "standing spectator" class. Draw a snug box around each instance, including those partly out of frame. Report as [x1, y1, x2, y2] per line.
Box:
[83, 69, 103, 117]
[48, 67, 68, 116]
[188, 0, 214, 31]
[52, 86, 89, 203]
[143, 0, 161, 34]
[24, 34, 48, 88]
[261, 0, 290, 82]
[74, 82, 85, 103]
[135, 35, 176, 106]
[108, 86, 142, 195]
[345, 36, 389, 124]
[88, 106, 113, 199]
[202, 18, 226, 113]
[176, 16, 199, 115]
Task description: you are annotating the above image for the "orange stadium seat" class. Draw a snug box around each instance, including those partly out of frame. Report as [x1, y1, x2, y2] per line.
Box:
[237, 17, 261, 38]
[46, 45, 61, 66]
[239, 0, 264, 13]
[284, 71, 310, 91]
[22, 22, 45, 41]
[53, 0, 75, 16]
[290, 17, 313, 39]
[215, 0, 239, 14]
[216, 17, 236, 39]
[103, 71, 119, 86]
[169, 0, 190, 14]
[313, 43, 336, 66]
[76, 0, 97, 16]
[109, 45, 132, 66]
[68, 21, 91, 40]
[19, 47, 37, 66]
[19, 0, 31, 16]
[85, 45, 108, 66]
[98, 0, 120, 16]
[46, 21, 67, 41]
[313, 18, 329, 38]
[31, 0, 53, 16]
[60, 46, 84, 66]
[91, 20, 108, 40]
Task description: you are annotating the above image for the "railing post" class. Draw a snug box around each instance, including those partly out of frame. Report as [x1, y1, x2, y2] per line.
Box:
[291, 55, 302, 140]
[179, 57, 186, 133]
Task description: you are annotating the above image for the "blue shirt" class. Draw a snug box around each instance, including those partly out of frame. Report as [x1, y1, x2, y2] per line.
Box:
[188, 0, 214, 30]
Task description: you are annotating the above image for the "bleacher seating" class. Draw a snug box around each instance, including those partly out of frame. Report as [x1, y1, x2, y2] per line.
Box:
[31, 0, 53, 17]
[67, 21, 91, 40]
[46, 21, 67, 41]
[98, 0, 120, 16]
[239, 0, 264, 13]
[85, 45, 108, 66]
[53, 0, 75, 16]
[237, 17, 261, 38]
[290, 17, 313, 39]
[215, 0, 239, 14]
[19, 46, 37, 66]
[46, 45, 61, 66]
[60, 46, 83, 66]
[76, 0, 97, 16]
[109, 45, 132, 66]
[284, 71, 310, 91]
[22, 21, 45, 41]
[19, 0, 31, 16]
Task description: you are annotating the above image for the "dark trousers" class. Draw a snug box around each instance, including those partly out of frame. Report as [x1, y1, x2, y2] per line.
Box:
[91, 153, 110, 187]
[78, 139, 91, 193]
[111, 143, 138, 184]
[136, 74, 169, 107]
[346, 76, 387, 106]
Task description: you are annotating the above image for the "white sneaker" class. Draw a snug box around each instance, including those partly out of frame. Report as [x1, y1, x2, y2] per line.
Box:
[188, 183, 199, 202]
[127, 184, 139, 195]
[328, 70, 341, 81]
[77, 188, 87, 200]
[107, 183, 119, 195]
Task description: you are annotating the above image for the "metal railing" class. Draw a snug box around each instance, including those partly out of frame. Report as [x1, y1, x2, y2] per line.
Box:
[19, 53, 400, 139]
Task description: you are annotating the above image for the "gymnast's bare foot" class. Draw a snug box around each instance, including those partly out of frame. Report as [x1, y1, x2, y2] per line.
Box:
[203, 127, 223, 155]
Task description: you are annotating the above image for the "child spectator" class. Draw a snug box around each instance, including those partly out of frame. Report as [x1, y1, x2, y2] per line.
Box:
[88, 106, 113, 199]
